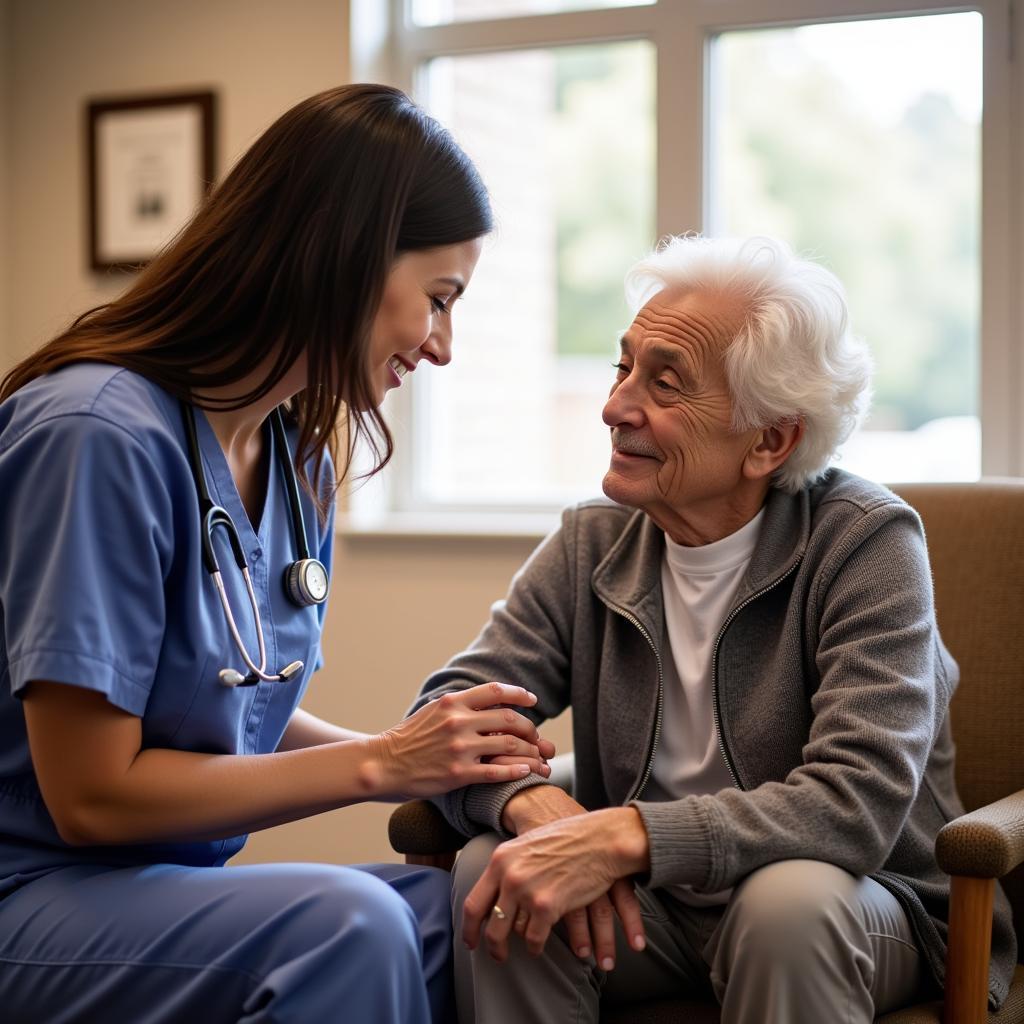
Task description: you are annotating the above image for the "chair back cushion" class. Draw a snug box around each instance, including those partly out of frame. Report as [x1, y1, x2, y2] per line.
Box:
[891, 481, 1024, 946]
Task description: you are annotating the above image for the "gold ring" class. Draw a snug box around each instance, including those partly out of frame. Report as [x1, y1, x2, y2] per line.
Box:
[492, 904, 507, 920]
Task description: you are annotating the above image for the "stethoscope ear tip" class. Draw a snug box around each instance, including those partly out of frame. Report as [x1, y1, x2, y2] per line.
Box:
[219, 668, 248, 687]
[218, 663, 302, 686]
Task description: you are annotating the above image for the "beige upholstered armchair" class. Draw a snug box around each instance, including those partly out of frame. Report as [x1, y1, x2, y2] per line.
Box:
[389, 481, 1024, 1024]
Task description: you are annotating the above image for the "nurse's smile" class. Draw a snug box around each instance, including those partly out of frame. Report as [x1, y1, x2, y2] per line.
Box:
[368, 239, 483, 406]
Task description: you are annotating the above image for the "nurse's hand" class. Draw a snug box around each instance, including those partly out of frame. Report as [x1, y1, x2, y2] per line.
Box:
[368, 682, 554, 799]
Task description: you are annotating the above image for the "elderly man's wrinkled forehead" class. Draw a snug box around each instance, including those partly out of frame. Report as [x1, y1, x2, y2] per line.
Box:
[626, 287, 749, 366]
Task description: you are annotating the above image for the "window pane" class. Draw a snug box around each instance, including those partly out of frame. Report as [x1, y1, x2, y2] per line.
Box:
[710, 14, 982, 482]
[412, 0, 652, 28]
[412, 41, 655, 506]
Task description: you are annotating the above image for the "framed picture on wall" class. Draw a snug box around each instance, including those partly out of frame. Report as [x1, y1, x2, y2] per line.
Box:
[86, 90, 217, 272]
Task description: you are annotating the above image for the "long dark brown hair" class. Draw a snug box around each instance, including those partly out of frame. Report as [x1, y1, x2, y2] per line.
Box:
[0, 84, 492, 516]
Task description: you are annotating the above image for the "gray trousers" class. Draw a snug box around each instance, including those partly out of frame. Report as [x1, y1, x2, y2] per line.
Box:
[451, 833, 927, 1024]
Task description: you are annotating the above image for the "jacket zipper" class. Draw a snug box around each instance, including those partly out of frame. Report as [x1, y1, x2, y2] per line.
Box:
[710, 559, 803, 791]
[610, 557, 802, 804]
[608, 605, 665, 803]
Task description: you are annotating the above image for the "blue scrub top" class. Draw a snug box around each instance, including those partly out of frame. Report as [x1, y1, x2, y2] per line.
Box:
[0, 363, 335, 894]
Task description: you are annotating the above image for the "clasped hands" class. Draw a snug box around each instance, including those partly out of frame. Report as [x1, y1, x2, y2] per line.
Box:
[372, 682, 650, 969]
[369, 682, 556, 800]
[461, 786, 651, 971]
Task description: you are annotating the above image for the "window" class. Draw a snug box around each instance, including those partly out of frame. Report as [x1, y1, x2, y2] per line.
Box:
[349, 0, 1020, 531]
[710, 15, 982, 481]
[411, 0, 652, 27]
[415, 41, 654, 508]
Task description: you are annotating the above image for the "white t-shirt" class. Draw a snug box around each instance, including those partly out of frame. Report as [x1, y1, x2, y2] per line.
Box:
[649, 508, 765, 906]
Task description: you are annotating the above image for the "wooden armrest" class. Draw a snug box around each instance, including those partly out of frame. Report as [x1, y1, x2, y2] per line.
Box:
[935, 787, 1024, 878]
[388, 799, 469, 857]
[937, 790, 1024, 1022]
[944, 875, 996, 1024]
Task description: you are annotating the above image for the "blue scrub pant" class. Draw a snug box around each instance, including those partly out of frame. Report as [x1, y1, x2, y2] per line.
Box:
[0, 860, 454, 1023]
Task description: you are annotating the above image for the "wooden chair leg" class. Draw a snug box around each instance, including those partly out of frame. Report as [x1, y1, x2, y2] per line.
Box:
[406, 852, 457, 871]
[943, 875, 994, 1024]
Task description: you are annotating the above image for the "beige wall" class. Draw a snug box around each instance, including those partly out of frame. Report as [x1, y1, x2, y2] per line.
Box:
[0, 0, 10, 361]
[6, 0, 350, 363]
[2, 0, 570, 867]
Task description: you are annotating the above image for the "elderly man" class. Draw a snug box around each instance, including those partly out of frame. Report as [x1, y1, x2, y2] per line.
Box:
[410, 236, 1015, 1023]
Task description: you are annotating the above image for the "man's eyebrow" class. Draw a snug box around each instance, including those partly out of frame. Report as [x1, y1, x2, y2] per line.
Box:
[617, 336, 697, 383]
[649, 344, 690, 369]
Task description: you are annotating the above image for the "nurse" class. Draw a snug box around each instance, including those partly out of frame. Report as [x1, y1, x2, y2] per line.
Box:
[0, 84, 552, 1023]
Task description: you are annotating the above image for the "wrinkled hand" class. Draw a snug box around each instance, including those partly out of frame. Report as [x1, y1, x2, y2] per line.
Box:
[462, 807, 650, 965]
[369, 682, 552, 799]
[499, 787, 645, 970]
[567, 879, 642, 970]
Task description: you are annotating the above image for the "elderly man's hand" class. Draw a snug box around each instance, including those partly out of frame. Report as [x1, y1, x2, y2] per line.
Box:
[501, 786, 638, 968]
[462, 806, 650, 966]
[498, 787, 646, 970]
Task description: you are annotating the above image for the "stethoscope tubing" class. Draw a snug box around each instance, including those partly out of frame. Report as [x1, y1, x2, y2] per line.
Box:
[211, 568, 269, 680]
[181, 401, 322, 687]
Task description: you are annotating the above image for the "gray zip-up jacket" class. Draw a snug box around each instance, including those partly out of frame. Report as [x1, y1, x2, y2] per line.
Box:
[412, 469, 1015, 1007]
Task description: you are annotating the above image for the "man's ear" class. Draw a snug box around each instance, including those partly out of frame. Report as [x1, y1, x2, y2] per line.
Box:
[743, 418, 805, 481]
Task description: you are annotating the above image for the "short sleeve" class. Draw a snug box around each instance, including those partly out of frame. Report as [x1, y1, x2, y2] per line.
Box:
[0, 414, 174, 714]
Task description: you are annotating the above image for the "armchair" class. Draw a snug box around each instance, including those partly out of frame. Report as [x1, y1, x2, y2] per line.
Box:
[389, 481, 1024, 1023]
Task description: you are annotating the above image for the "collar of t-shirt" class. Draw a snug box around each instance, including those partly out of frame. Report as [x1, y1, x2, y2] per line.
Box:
[663, 506, 767, 578]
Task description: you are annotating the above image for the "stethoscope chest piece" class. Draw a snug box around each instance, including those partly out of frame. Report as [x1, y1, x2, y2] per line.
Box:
[285, 557, 329, 607]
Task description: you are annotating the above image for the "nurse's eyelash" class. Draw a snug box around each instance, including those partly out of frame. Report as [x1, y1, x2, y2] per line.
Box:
[431, 296, 452, 316]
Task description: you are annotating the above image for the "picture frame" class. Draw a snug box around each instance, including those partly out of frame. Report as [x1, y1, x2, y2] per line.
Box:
[86, 90, 217, 272]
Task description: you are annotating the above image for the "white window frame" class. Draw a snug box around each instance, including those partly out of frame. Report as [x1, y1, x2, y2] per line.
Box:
[348, 0, 1022, 535]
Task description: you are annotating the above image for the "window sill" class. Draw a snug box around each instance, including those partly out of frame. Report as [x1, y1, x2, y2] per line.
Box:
[339, 510, 558, 541]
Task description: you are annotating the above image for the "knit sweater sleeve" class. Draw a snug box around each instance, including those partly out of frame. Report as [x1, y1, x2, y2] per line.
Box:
[406, 510, 578, 837]
[633, 504, 951, 892]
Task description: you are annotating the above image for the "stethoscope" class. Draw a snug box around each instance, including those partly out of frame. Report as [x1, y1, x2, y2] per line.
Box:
[181, 401, 329, 687]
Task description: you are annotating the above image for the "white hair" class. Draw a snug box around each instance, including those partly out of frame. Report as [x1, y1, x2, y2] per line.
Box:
[623, 235, 873, 493]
